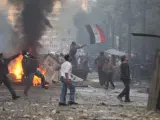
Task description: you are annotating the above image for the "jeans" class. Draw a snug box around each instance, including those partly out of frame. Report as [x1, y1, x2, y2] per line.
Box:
[60, 77, 75, 104]
[0, 74, 17, 97]
[24, 73, 35, 96]
[118, 80, 130, 100]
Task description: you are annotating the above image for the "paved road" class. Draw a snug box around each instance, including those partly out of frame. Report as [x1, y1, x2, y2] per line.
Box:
[0, 81, 159, 120]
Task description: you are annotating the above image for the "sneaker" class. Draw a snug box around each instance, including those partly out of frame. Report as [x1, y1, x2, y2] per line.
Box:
[124, 99, 131, 102]
[68, 101, 78, 105]
[12, 96, 20, 100]
[24, 92, 28, 98]
[117, 96, 123, 102]
[0, 82, 2, 86]
[42, 85, 49, 89]
[59, 102, 67, 106]
[104, 86, 108, 89]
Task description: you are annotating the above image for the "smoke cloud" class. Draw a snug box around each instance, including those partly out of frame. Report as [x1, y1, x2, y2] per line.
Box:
[19, 0, 54, 56]
[8, 0, 56, 56]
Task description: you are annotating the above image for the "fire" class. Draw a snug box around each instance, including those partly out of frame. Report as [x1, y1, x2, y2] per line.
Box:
[8, 55, 23, 82]
[33, 67, 46, 86]
[8, 55, 46, 86]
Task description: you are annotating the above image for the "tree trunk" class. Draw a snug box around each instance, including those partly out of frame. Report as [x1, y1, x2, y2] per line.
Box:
[147, 49, 160, 110]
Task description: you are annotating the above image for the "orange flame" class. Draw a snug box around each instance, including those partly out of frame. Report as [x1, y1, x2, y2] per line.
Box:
[8, 55, 46, 86]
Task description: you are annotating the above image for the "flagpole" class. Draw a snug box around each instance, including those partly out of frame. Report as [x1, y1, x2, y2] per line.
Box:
[128, 0, 132, 65]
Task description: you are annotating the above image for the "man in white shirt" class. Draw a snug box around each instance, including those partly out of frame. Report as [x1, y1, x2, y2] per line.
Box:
[59, 54, 78, 106]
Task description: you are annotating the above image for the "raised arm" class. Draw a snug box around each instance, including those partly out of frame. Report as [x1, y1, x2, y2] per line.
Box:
[76, 44, 87, 49]
[6, 53, 20, 64]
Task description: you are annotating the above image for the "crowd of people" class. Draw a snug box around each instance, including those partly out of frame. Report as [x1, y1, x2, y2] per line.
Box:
[95, 52, 131, 102]
[0, 41, 131, 106]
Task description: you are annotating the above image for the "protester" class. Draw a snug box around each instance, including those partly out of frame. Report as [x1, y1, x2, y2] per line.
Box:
[95, 51, 107, 86]
[22, 51, 39, 98]
[80, 59, 89, 81]
[69, 42, 87, 67]
[117, 56, 131, 102]
[103, 59, 115, 89]
[59, 54, 78, 106]
[0, 53, 20, 100]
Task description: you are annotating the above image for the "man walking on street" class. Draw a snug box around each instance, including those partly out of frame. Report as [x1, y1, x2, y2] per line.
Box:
[59, 54, 78, 106]
[117, 56, 131, 102]
[0, 53, 20, 100]
[95, 52, 107, 86]
[103, 59, 115, 89]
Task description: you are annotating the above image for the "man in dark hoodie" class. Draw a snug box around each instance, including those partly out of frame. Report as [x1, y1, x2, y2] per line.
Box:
[117, 56, 131, 102]
[0, 53, 20, 100]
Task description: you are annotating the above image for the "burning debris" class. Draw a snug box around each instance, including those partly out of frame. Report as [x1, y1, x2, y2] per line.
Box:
[6, 0, 60, 86]
[8, 55, 47, 86]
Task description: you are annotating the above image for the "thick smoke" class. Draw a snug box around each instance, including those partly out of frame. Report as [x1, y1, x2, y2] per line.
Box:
[8, 0, 56, 55]
[20, 0, 54, 56]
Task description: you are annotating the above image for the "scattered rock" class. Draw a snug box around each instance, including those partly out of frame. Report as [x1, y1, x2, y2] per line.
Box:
[10, 109, 15, 112]
[71, 106, 76, 109]
[32, 115, 37, 118]
[67, 117, 74, 120]
[38, 111, 43, 115]
[79, 113, 88, 119]
[44, 116, 53, 120]
[43, 105, 47, 108]
[8, 116, 12, 119]
[31, 103, 39, 107]
[98, 102, 107, 106]
[23, 114, 30, 118]
[120, 113, 128, 118]
[56, 110, 60, 114]
[20, 110, 23, 112]
[6, 102, 14, 106]
[51, 109, 60, 114]
[51, 109, 56, 114]
[93, 116, 122, 120]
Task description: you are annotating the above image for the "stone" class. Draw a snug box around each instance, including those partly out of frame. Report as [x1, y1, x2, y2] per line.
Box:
[38, 111, 43, 115]
[23, 114, 30, 118]
[67, 117, 74, 120]
[79, 113, 88, 119]
[6, 102, 14, 106]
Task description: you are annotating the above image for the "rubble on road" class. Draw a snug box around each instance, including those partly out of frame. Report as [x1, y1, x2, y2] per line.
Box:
[0, 81, 159, 120]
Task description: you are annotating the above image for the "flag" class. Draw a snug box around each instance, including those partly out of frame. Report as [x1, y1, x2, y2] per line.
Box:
[86, 24, 106, 44]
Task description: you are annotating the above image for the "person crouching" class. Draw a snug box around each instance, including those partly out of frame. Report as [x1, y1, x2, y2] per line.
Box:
[59, 54, 78, 106]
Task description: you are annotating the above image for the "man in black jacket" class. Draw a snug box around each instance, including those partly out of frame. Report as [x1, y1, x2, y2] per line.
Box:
[22, 51, 39, 97]
[117, 56, 131, 102]
[22, 51, 48, 89]
[0, 53, 20, 100]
